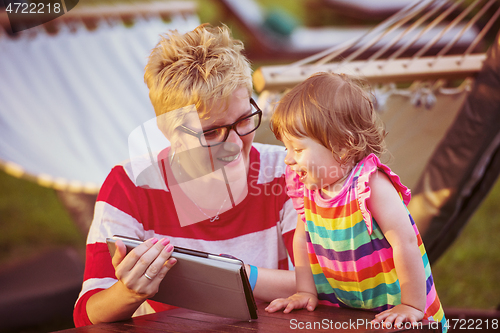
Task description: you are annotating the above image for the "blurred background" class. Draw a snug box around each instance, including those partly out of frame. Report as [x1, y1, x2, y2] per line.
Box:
[1, 0, 499, 332]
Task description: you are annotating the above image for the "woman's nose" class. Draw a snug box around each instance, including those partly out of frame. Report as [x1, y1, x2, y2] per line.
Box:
[222, 130, 242, 152]
[226, 129, 242, 145]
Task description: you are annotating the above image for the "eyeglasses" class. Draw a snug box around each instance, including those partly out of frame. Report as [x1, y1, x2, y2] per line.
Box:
[178, 98, 263, 147]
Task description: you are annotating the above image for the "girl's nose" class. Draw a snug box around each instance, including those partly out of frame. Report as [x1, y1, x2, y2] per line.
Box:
[284, 152, 295, 165]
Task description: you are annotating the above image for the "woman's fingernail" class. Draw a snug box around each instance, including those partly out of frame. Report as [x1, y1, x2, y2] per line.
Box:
[150, 238, 158, 245]
[164, 244, 174, 252]
[170, 258, 177, 265]
[160, 238, 170, 246]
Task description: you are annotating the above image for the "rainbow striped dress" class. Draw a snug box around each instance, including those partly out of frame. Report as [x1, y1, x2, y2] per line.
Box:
[286, 154, 446, 331]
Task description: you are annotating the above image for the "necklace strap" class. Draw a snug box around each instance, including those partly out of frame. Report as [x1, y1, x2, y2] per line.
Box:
[191, 194, 229, 222]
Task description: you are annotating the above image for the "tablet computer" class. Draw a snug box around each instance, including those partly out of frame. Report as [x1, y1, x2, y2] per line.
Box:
[106, 235, 258, 321]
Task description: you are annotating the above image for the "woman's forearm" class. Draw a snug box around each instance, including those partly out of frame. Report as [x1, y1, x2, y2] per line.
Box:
[86, 281, 146, 324]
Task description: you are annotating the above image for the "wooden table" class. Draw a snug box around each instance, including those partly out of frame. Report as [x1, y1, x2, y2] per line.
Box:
[58, 302, 440, 332]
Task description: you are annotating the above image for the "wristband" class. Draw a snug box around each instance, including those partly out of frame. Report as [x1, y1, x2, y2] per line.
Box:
[248, 265, 258, 291]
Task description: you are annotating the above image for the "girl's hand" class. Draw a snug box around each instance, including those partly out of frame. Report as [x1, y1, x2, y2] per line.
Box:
[112, 237, 177, 301]
[372, 304, 424, 328]
[265, 292, 317, 313]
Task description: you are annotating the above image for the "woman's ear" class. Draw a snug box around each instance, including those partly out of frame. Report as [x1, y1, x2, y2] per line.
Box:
[171, 140, 182, 151]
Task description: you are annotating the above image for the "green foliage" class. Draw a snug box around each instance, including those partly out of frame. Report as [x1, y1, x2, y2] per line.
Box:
[432, 178, 500, 310]
[0, 170, 83, 264]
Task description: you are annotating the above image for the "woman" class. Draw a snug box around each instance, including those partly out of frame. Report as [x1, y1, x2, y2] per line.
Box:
[73, 25, 297, 326]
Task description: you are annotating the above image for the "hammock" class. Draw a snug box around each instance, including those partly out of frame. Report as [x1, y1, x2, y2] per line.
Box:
[252, 0, 500, 262]
[0, 1, 200, 194]
[213, 0, 479, 61]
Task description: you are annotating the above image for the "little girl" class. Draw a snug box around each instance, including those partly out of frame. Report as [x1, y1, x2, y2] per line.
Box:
[265, 72, 446, 331]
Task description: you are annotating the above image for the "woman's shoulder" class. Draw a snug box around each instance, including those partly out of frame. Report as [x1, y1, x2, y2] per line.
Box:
[100, 148, 169, 193]
[250, 143, 287, 179]
[252, 142, 286, 157]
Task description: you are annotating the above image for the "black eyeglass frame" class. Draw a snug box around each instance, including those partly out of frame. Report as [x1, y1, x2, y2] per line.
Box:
[177, 98, 263, 147]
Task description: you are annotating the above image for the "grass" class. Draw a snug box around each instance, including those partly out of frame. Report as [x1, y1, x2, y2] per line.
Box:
[0, 170, 84, 265]
[431, 177, 500, 310]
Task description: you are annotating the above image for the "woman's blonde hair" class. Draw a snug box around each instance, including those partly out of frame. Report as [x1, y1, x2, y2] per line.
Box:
[144, 24, 252, 125]
[271, 72, 386, 165]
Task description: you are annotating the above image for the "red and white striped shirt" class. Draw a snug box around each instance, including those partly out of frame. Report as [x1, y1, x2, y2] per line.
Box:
[74, 143, 296, 326]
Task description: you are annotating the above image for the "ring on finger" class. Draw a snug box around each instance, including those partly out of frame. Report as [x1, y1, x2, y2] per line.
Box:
[144, 272, 154, 280]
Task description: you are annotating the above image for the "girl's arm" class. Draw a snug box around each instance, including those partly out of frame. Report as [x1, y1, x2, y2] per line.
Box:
[245, 266, 296, 301]
[367, 171, 426, 327]
[265, 216, 318, 313]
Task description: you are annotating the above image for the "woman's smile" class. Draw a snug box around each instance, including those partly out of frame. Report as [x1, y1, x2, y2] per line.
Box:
[218, 152, 240, 163]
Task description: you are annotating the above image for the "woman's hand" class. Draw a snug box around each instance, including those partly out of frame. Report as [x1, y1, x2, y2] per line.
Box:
[86, 237, 177, 324]
[112, 237, 177, 301]
[265, 292, 318, 313]
[372, 304, 424, 328]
